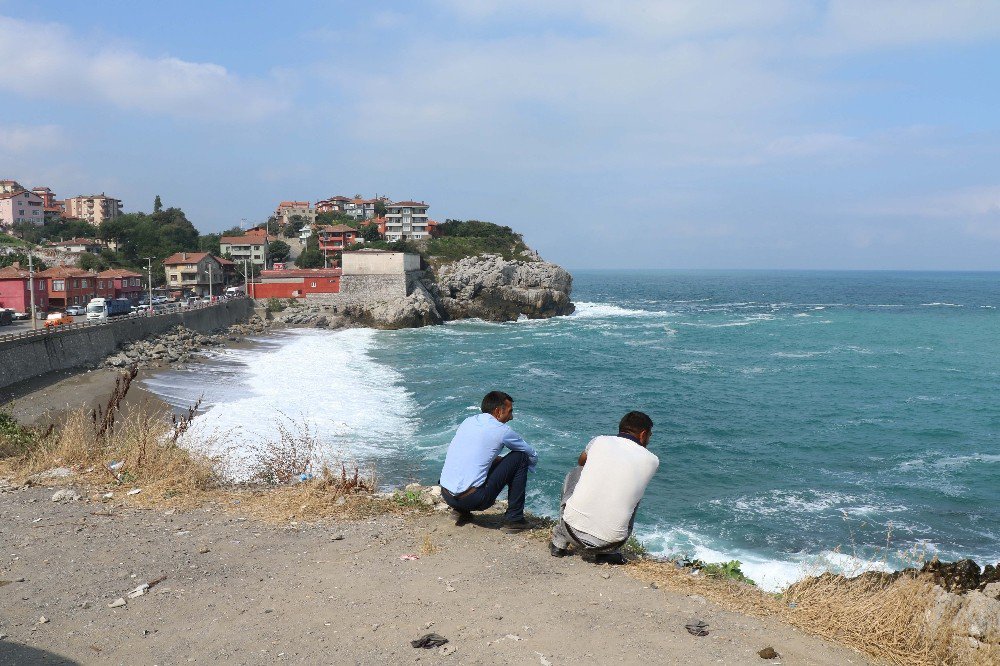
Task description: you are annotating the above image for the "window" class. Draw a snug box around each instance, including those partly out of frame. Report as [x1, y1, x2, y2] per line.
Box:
[98, 280, 104, 289]
[53, 280, 64, 291]
[311, 282, 317, 288]
[81, 279, 88, 288]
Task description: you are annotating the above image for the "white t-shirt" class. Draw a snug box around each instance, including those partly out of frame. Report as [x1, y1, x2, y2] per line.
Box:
[562, 435, 659, 543]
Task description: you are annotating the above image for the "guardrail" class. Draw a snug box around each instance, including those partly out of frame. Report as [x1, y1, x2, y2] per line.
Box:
[0, 300, 233, 343]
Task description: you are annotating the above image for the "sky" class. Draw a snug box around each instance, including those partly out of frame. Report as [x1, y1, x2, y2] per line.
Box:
[1, 1, 999, 270]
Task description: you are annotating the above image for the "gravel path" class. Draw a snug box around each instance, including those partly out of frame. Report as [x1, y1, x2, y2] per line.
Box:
[0, 484, 872, 665]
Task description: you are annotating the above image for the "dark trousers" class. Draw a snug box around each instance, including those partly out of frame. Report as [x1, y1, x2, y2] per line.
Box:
[442, 451, 530, 522]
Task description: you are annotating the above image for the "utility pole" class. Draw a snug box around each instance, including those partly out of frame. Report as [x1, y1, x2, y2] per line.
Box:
[28, 251, 37, 330]
[208, 262, 213, 300]
[144, 257, 154, 315]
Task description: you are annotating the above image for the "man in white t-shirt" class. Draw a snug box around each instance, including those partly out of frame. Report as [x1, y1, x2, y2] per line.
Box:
[550, 411, 659, 565]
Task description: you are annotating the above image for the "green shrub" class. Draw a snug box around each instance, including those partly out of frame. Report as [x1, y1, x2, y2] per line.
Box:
[265, 297, 286, 313]
[683, 558, 756, 586]
[623, 536, 649, 558]
[0, 411, 37, 458]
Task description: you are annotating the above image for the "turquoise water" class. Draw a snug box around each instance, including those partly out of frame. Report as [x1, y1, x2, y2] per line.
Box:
[146, 270, 1000, 590]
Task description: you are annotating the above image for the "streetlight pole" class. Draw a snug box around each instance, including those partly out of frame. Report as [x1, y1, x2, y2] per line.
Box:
[28, 251, 37, 330]
[145, 257, 154, 315]
[208, 262, 213, 300]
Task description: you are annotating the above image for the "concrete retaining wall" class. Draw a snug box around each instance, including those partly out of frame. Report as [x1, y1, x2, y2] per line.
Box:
[0, 299, 254, 390]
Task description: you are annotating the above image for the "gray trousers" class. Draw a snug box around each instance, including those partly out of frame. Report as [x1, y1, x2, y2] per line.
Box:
[550, 466, 635, 554]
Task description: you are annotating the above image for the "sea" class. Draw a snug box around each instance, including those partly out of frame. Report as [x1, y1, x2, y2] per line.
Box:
[142, 270, 1000, 591]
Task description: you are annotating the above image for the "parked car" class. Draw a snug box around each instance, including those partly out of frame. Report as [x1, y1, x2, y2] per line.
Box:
[0, 309, 12, 326]
[10, 310, 29, 320]
[43, 312, 74, 328]
[134, 304, 152, 314]
[65, 305, 86, 316]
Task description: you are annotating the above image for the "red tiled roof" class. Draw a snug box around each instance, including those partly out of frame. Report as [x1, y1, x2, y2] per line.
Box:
[216, 257, 235, 266]
[98, 269, 142, 278]
[37, 266, 89, 278]
[0, 266, 32, 279]
[162, 252, 214, 265]
[49, 237, 102, 247]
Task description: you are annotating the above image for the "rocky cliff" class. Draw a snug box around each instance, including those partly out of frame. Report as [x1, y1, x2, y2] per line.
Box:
[427, 254, 575, 323]
[268, 253, 574, 330]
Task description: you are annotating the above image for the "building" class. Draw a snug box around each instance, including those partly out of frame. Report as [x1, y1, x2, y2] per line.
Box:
[341, 250, 421, 275]
[0, 180, 24, 194]
[216, 256, 239, 287]
[0, 189, 45, 228]
[32, 187, 65, 221]
[274, 201, 316, 226]
[384, 201, 431, 241]
[163, 252, 225, 296]
[220, 235, 267, 266]
[254, 267, 342, 299]
[47, 237, 106, 254]
[62, 194, 122, 226]
[37, 266, 96, 309]
[315, 196, 352, 214]
[315, 224, 358, 255]
[97, 269, 144, 303]
[0, 264, 48, 313]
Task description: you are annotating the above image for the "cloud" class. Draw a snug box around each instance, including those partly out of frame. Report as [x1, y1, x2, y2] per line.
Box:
[0, 15, 287, 121]
[0, 124, 65, 154]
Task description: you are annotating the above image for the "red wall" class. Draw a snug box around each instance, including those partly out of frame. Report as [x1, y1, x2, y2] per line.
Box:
[254, 276, 340, 299]
[0, 278, 49, 311]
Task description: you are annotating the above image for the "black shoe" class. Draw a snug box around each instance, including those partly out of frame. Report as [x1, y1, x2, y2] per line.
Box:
[502, 519, 531, 533]
[454, 511, 473, 527]
[549, 543, 569, 558]
[594, 552, 627, 565]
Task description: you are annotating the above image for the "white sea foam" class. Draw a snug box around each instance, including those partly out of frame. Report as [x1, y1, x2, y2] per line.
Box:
[571, 301, 671, 319]
[638, 526, 894, 592]
[921, 302, 963, 307]
[176, 329, 418, 479]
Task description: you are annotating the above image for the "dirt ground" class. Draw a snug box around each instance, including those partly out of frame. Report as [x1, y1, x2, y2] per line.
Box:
[0, 483, 873, 666]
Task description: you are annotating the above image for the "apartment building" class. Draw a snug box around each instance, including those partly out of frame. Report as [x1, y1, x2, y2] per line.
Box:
[62, 194, 122, 226]
[0, 180, 24, 194]
[32, 187, 65, 220]
[0, 189, 44, 228]
[219, 235, 268, 266]
[37, 266, 96, 308]
[97, 269, 144, 303]
[274, 201, 316, 226]
[163, 252, 224, 296]
[315, 224, 358, 254]
[384, 201, 431, 241]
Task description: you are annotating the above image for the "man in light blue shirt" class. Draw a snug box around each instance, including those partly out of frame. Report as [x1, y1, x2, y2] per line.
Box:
[439, 391, 538, 532]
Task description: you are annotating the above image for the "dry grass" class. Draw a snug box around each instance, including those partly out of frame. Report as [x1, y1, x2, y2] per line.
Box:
[628, 558, 998, 666]
[420, 534, 439, 556]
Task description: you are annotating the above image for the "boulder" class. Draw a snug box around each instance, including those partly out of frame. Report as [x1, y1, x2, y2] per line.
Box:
[432, 254, 574, 322]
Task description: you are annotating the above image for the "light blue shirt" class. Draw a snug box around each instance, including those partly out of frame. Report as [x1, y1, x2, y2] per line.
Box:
[439, 413, 538, 494]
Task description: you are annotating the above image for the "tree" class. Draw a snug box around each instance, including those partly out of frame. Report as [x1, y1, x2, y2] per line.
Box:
[153, 195, 162, 213]
[360, 223, 382, 242]
[78, 252, 109, 272]
[220, 225, 245, 237]
[0, 252, 47, 271]
[265, 216, 280, 235]
[199, 233, 221, 255]
[374, 199, 387, 218]
[268, 240, 291, 263]
[294, 234, 324, 268]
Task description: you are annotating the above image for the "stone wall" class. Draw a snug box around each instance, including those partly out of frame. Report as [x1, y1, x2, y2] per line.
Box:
[304, 272, 413, 305]
[0, 299, 254, 390]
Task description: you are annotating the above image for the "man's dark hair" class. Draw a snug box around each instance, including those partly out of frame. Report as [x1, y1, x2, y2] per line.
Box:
[481, 391, 513, 414]
[619, 411, 653, 435]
